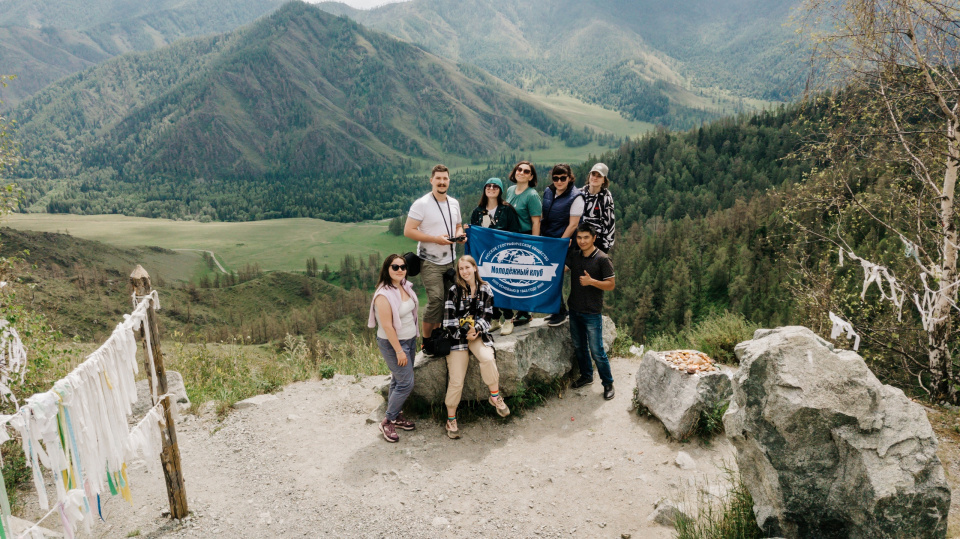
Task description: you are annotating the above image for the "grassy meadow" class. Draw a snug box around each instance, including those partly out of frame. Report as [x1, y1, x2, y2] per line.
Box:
[431, 92, 656, 171]
[5, 214, 415, 274]
[535, 92, 656, 137]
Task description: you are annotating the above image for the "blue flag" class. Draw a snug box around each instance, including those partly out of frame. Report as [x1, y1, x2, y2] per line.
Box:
[465, 226, 570, 314]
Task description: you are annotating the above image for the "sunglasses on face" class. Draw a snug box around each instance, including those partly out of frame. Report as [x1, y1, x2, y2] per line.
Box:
[485, 185, 500, 189]
[517, 168, 532, 174]
[390, 264, 407, 271]
[552, 175, 569, 182]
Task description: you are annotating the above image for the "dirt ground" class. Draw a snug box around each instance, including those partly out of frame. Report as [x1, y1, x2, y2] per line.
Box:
[14, 354, 960, 538]
[17, 355, 741, 538]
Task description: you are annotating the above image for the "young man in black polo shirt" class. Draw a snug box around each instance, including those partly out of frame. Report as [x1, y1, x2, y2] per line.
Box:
[565, 223, 616, 400]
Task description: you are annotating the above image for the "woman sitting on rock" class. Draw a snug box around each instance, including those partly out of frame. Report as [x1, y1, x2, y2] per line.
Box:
[442, 255, 510, 439]
[368, 254, 419, 443]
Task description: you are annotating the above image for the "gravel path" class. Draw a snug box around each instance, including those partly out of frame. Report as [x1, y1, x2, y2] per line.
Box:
[171, 249, 227, 273]
[19, 356, 736, 538]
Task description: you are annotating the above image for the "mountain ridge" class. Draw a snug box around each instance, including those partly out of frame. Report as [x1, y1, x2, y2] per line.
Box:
[9, 2, 569, 220]
[0, 0, 284, 106]
[319, 0, 803, 126]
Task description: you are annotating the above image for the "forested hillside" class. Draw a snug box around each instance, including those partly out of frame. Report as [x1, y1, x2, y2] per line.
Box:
[320, 0, 803, 128]
[572, 104, 821, 341]
[8, 2, 573, 220]
[0, 0, 283, 106]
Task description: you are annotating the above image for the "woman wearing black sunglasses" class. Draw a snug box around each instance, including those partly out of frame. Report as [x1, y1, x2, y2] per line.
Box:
[540, 164, 584, 327]
[504, 161, 542, 332]
[367, 254, 420, 443]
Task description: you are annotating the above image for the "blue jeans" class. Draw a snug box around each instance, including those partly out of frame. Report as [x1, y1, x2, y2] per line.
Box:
[377, 337, 417, 421]
[569, 311, 613, 386]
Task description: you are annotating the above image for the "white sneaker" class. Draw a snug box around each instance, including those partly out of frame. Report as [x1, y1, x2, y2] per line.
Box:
[500, 319, 514, 335]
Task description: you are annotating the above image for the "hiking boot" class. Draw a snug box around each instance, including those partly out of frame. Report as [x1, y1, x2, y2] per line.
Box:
[393, 412, 416, 431]
[603, 384, 615, 400]
[513, 314, 532, 326]
[571, 376, 594, 389]
[500, 319, 514, 335]
[446, 419, 461, 439]
[489, 394, 511, 417]
[490, 319, 501, 332]
[545, 312, 568, 327]
[379, 418, 399, 443]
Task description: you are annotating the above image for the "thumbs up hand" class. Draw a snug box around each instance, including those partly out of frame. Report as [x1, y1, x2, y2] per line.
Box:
[580, 270, 593, 286]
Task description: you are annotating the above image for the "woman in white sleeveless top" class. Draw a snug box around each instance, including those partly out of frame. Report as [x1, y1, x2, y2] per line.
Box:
[367, 254, 420, 443]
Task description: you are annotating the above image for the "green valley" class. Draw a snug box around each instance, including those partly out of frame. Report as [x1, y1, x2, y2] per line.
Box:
[4, 214, 414, 272]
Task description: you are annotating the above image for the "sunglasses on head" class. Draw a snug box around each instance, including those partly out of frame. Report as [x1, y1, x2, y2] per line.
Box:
[552, 175, 569, 182]
[390, 264, 407, 271]
[517, 167, 532, 174]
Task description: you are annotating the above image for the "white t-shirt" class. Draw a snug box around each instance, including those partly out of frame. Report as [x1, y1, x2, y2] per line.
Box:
[570, 196, 585, 217]
[408, 192, 461, 265]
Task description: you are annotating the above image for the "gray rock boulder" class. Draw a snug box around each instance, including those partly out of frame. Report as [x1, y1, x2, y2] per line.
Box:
[647, 499, 688, 527]
[406, 316, 616, 403]
[133, 371, 190, 416]
[724, 326, 951, 538]
[634, 351, 733, 440]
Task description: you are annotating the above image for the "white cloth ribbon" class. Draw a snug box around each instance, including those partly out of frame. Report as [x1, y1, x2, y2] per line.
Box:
[6, 292, 168, 537]
[828, 311, 861, 351]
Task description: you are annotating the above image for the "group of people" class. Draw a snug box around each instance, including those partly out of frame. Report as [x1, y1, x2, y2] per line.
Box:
[368, 162, 617, 442]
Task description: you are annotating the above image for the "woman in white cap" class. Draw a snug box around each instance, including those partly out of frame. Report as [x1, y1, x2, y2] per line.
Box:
[580, 163, 616, 253]
[468, 177, 520, 330]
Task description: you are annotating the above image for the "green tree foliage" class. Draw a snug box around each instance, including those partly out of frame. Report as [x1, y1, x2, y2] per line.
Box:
[783, 0, 960, 402]
[0, 80, 72, 505]
[585, 103, 816, 227]
[574, 62, 726, 130]
[0, 76, 16, 173]
[579, 102, 822, 342]
[387, 216, 405, 236]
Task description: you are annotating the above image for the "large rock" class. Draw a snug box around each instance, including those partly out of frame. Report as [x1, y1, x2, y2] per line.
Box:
[407, 316, 616, 403]
[724, 326, 951, 538]
[133, 371, 190, 416]
[634, 351, 732, 440]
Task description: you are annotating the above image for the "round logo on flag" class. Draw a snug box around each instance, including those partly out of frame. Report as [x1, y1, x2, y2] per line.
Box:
[478, 240, 557, 299]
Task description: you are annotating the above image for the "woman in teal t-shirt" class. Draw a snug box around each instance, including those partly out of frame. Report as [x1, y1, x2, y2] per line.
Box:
[503, 160, 542, 331]
[506, 160, 542, 235]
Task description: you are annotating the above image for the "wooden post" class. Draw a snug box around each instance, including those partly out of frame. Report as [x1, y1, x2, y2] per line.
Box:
[129, 265, 189, 519]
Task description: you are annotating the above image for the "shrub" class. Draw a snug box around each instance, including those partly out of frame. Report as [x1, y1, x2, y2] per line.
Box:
[648, 311, 758, 364]
[694, 401, 730, 440]
[171, 332, 387, 413]
[674, 468, 764, 539]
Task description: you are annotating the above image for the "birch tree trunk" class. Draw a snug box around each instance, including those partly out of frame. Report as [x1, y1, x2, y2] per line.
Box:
[931, 125, 959, 401]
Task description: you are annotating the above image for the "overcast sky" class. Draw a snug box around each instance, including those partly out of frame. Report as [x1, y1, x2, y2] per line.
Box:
[308, 0, 409, 9]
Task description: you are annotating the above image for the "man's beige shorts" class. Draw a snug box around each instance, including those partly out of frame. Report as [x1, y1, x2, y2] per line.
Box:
[421, 259, 454, 324]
